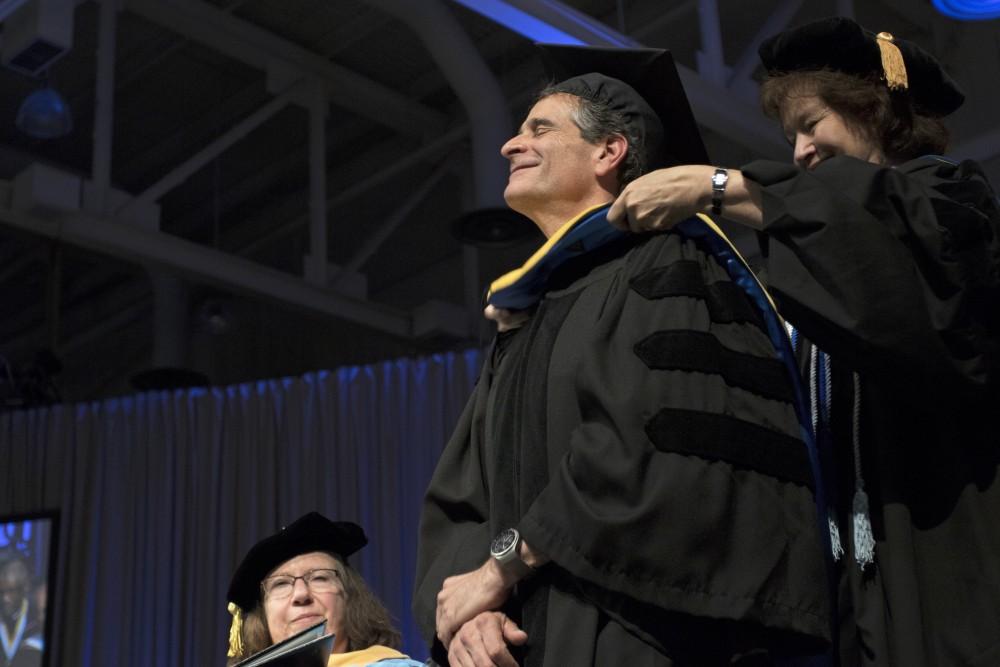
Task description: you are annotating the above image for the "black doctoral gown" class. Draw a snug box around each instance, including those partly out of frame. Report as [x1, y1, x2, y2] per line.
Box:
[743, 155, 1000, 667]
[414, 227, 832, 666]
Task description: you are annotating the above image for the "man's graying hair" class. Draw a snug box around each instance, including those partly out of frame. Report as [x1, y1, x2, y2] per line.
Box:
[539, 84, 646, 187]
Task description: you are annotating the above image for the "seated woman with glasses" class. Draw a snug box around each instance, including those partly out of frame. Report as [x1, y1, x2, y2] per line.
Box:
[225, 512, 422, 666]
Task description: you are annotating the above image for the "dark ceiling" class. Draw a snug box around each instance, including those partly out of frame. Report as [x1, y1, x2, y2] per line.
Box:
[0, 0, 996, 404]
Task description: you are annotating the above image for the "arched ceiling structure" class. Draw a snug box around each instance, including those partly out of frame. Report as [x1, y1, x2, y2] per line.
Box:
[0, 0, 995, 402]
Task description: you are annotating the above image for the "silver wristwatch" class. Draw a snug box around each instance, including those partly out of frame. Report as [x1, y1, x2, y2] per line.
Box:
[490, 528, 533, 578]
[711, 167, 729, 216]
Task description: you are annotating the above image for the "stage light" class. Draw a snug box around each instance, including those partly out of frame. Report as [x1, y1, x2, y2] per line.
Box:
[931, 0, 1000, 20]
[451, 0, 585, 44]
[15, 86, 72, 139]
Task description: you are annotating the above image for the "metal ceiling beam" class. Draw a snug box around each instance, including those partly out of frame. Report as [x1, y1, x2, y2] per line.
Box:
[149, 270, 187, 367]
[62, 300, 147, 357]
[91, 0, 117, 213]
[696, 0, 726, 86]
[457, 0, 787, 158]
[727, 0, 803, 87]
[124, 0, 448, 138]
[370, 0, 510, 208]
[117, 82, 301, 219]
[340, 158, 453, 277]
[305, 80, 328, 285]
[0, 254, 144, 348]
[2, 282, 150, 360]
[0, 0, 30, 21]
[152, 5, 403, 243]
[367, 0, 506, 329]
[0, 205, 414, 338]
[678, 71, 785, 158]
[234, 123, 468, 258]
[630, 1, 696, 42]
[118, 80, 270, 188]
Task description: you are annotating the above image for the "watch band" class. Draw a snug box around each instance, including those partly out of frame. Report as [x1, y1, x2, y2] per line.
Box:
[711, 167, 729, 216]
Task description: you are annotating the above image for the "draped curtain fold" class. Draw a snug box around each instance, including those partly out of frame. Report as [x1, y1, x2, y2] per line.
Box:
[0, 349, 482, 666]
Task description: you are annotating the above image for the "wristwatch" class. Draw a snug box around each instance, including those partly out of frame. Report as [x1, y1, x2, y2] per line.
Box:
[710, 168, 729, 216]
[490, 528, 534, 579]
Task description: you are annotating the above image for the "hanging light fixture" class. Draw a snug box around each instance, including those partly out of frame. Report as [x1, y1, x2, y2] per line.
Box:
[15, 84, 73, 139]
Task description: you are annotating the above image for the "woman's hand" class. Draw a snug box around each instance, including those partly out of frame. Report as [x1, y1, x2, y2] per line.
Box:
[608, 166, 764, 232]
[607, 165, 715, 232]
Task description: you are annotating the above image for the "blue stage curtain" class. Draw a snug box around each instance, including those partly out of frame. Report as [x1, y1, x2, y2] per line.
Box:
[0, 348, 482, 666]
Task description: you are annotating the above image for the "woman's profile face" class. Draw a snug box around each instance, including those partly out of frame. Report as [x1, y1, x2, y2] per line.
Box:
[780, 94, 885, 170]
[262, 551, 348, 652]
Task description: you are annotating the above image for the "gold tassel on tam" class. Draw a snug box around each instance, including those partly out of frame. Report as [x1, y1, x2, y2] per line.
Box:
[227, 602, 244, 658]
[876, 32, 908, 91]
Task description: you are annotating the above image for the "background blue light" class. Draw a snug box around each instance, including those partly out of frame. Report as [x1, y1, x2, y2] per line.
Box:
[452, 0, 586, 44]
[932, 0, 1000, 20]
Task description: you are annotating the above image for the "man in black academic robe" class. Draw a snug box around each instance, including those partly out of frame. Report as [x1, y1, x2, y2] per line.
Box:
[412, 46, 832, 666]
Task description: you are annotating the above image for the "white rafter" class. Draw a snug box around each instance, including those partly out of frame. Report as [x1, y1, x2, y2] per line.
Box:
[696, 0, 726, 85]
[727, 0, 804, 87]
[0, 204, 414, 337]
[117, 82, 303, 220]
[124, 0, 448, 138]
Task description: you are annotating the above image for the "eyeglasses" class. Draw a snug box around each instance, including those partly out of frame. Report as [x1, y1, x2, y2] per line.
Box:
[261, 568, 340, 600]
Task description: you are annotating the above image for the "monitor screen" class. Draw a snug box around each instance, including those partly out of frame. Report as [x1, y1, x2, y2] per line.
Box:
[1, 511, 57, 667]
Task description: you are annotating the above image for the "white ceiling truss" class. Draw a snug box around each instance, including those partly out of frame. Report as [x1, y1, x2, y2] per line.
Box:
[0, 0, 995, 399]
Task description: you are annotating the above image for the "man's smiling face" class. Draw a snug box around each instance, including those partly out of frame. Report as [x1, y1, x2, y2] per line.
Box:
[501, 93, 604, 220]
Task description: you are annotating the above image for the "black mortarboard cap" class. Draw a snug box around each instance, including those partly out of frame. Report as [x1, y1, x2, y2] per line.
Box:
[536, 44, 709, 170]
[758, 17, 964, 116]
[227, 512, 367, 611]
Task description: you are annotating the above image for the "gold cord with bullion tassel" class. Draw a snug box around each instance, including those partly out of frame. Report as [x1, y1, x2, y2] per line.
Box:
[227, 602, 244, 658]
[876, 32, 908, 91]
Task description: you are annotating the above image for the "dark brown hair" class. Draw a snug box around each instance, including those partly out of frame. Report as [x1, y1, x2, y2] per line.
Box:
[226, 554, 401, 665]
[760, 69, 950, 162]
[537, 85, 646, 188]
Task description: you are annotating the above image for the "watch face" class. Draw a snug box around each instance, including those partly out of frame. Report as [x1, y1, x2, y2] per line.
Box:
[712, 172, 728, 187]
[491, 528, 517, 556]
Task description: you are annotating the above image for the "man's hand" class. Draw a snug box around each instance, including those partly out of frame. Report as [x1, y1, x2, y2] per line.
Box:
[447, 612, 528, 667]
[436, 559, 513, 646]
[607, 165, 715, 232]
[484, 305, 531, 332]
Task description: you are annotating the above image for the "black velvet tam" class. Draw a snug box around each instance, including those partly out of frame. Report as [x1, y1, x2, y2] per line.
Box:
[536, 44, 709, 169]
[758, 16, 965, 116]
[227, 512, 367, 610]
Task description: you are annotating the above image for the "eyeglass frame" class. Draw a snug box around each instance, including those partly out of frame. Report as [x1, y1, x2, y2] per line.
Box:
[260, 568, 342, 601]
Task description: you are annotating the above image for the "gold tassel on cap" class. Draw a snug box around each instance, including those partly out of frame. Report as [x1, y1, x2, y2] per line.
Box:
[876, 32, 908, 91]
[227, 602, 244, 658]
